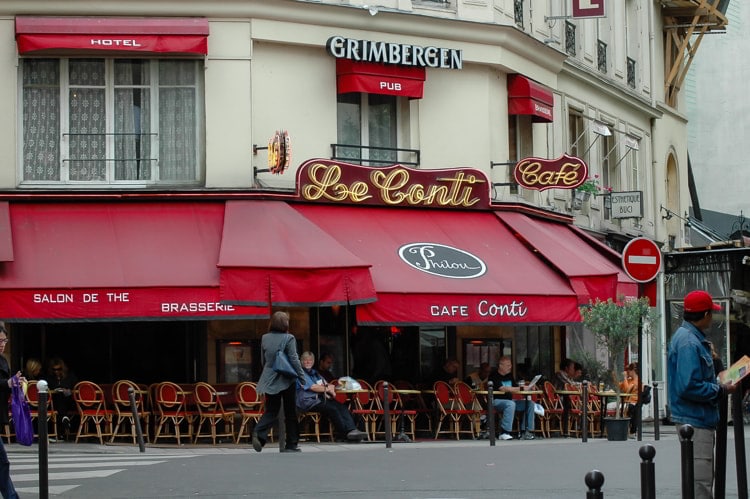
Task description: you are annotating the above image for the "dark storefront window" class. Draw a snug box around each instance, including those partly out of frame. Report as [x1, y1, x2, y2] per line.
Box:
[14, 321, 206, 384]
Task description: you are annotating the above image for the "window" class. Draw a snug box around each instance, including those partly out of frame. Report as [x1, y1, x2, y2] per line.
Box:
[597, 40, 608, 74]
[568, 111, 585, 158]
[509, 115, 533, 199]
[514, 0, 525, 29]
[565, 22, 577, 56]
[600, 130, 616, 218]
[336, 93, 400, 167]
[21, 58, 203, 185]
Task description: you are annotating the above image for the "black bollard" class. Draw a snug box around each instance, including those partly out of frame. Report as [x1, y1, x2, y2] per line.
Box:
[582, 381, 588, 442]
[383, 382, 392, 448]
[37, 380, 49, 499]
[732, 391, 748, 499]
[278, 397, 286, 453]
[487, 381, 496, 446]
[584, 469, 605, 499]
[653, 382, 660, 441]
[679, 424, 695, 499]
[127, 387, 146, 453]
[639, 444, 656, 499]
[716, 389, 729, 499]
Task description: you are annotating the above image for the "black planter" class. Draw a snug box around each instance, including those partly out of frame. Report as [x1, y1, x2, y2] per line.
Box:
[604, 417, 629, 441]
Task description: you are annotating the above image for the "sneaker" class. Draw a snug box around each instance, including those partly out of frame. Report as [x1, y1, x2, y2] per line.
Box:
[499, 433, 513, 441]
[522, 431, 535, 440]
[251, 434, 264, 453]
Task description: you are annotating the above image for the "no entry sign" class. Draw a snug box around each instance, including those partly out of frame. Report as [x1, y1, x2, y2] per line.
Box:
[622, 237, 661, 283]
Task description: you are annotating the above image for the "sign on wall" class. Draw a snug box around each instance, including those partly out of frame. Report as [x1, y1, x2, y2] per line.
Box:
[572, 0, 606, 19]
[610, 191, 643, 219]
[513, 154, 588, 191]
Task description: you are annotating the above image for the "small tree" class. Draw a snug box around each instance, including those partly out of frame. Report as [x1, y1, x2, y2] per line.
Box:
[580, 297, 656, 388]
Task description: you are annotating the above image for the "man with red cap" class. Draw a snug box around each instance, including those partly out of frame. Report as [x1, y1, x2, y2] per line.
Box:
[668, 290, 736, 498]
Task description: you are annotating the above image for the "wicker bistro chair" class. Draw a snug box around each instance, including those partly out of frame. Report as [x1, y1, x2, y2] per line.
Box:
[153, 381, 193, 445]
[25, 381, 57, 441]
[235, 382, 265, 444]
[73, 381, 115, 444]
[111, 380, 150, 444]
[193, 382, 236, 444]
[349, 380, 377, 441]
[541, 381, 564, 437]
[453, 381, 483, 437]
[432, 381, 475, 440]
[372, 381, 416, 441]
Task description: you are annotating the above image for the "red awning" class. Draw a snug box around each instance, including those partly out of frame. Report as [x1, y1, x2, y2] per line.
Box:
[15, 16, 209, 55]
[0, 202, 12, 262]
[292, 204, 582, 326]
[0, 202, 265, 321]
[568, 225, 640, 300]
[496, 212, 621, 304]
[335, 59, 426, 98]
[508, 74, 554, 123]
[218, 201, 377, 307]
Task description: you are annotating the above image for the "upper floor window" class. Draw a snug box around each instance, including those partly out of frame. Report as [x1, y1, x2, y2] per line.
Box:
[565, 22, 577, 56]
[514, 0, 525, 29]
[597, 40, 608, 74]
[21, 58, 204, 186]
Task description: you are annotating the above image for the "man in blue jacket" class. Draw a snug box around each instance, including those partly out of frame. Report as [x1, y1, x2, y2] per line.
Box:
[668, 290, 736, 499]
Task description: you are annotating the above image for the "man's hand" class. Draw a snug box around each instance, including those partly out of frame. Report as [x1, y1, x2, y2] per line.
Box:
[722, 382, 738, 394]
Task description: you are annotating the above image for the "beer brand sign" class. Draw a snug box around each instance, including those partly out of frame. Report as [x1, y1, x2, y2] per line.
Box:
[513, 154, 588, 191]
[297, 159, 490, 208]
[398, 243, 487, 279]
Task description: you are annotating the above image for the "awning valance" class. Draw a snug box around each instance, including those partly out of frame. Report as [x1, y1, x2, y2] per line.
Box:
[335, 59, 426, 98]
[218, 201, 377, 307]
[0, 202, 264, 321]
[0, 202, 13, 262]
[15, 16, 209, 55]
[508, 74, 554, 123]
[293, 204, 582, 326]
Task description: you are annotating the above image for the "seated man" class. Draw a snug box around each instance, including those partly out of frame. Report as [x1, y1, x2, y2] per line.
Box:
[487, 356, 536, 441]
[296, 351, 367, 442]
[317, 352, 336, 383]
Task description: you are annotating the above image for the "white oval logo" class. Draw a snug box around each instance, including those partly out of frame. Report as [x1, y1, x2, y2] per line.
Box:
[398, 243, 486, 279]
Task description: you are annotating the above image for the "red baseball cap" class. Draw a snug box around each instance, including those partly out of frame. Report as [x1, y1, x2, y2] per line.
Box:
[684, 290, 722, 313]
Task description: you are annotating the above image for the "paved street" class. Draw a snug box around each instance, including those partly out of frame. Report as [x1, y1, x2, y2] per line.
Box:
[5, 424, 749, 498]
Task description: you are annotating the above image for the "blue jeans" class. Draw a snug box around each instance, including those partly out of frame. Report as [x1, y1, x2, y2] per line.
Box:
[0, 437, 18, 499]
[492, 399, 535, 433]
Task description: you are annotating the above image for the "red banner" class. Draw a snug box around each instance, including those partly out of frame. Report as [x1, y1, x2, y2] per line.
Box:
[16, 34, 208, 55]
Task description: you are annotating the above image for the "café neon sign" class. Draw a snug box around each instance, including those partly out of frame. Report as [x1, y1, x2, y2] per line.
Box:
[513, 154, 588, 191]
[297, 159, 489, 208]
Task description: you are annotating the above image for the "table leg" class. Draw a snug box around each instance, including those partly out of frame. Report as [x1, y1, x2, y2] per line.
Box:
[395, 411, 410, 442]
[561, 395, 570, 437]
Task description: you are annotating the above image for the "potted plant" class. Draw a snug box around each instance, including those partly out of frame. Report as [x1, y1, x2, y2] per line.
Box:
[574, 174, 612, 205]
[580, 297, 656, 440]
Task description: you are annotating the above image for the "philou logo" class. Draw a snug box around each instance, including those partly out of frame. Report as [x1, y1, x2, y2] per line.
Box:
[398, 243, 486, 279]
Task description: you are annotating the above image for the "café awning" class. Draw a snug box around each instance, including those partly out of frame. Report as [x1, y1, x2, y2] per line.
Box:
[0, 202, 13, 262]
[335, 59, 426, 98]
[508, 74, 554, 123]
[292, 204, 582, 326]
[15, 16, 209, 55]
[218, 201, 377, 307]
[0, 202, 265, 321]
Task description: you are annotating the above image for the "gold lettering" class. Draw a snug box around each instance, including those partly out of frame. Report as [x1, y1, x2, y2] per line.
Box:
[302, 163, 372, 202]
[371, 169, 410, 205]
[516, 160, 582, 188]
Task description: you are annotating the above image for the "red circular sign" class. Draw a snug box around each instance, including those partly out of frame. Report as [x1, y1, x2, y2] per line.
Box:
[622, 237, 662, 283]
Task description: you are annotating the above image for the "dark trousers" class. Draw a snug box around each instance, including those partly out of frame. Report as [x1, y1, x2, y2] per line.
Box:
[309, 399, 357, 436]
[0, 438, 18, 499]
[254, 383, 299, 448]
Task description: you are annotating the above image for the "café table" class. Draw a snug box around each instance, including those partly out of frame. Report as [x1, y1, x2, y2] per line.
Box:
[390, 388, 422, 442]
[593, 390, 634, 438]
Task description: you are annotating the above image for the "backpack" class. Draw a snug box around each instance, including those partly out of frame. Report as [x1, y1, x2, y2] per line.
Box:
[641, 385, 652, 405]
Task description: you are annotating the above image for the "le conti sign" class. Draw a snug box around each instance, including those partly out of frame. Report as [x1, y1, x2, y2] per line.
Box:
[297, 159, 490, 208]
[513, 154, 588, 191]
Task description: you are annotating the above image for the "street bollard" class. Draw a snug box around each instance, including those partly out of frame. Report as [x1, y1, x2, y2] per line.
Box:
[585, 469, 605, 499]
[278, 398, 286, 453]
[127, 387, 146, 453]
[653, 382, 660, 441]
[37, 379, 49, 499]
[716, 389, 728, 499]
[487, 381, 496, 446]
[679, 424, 695, 499]
[639, 444, 656, 499]
[732, 391, 748, 499]
[582, 381, 588, 442]
[383, 382, 392, 449]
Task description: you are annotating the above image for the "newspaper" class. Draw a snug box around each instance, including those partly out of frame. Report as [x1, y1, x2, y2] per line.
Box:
[722, 355, 750, 385]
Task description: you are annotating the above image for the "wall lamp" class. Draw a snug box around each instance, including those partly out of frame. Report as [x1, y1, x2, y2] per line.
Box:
[660, 204, 675, 221]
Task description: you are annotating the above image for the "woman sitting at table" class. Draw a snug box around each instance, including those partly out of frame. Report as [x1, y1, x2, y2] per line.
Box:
[296, 351, 367, 442]
[607, 362, 639, 434]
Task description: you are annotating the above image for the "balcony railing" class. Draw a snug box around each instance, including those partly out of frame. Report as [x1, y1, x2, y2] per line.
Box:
[565, 22, 576, 56]
[330, 144, 420, 167]
[627, 57, 636, 89]
[597, 40, 608, 73]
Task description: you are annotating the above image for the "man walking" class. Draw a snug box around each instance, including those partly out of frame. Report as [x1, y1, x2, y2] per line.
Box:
[668, 290, 736, 498]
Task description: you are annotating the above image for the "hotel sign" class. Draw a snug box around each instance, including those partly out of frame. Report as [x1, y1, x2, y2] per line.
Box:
[297, 159, 490, 209]
[513, 154, 588, 191]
